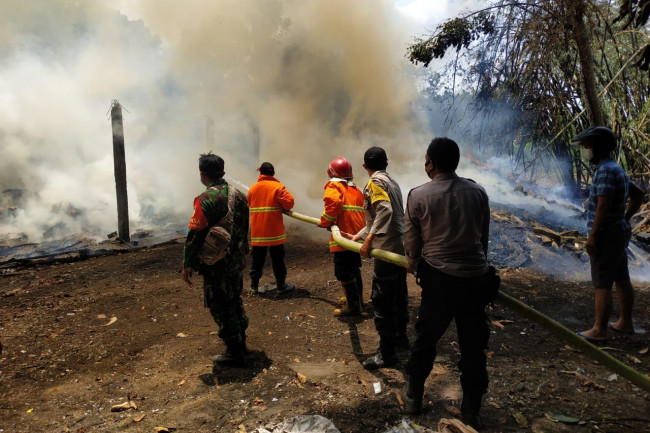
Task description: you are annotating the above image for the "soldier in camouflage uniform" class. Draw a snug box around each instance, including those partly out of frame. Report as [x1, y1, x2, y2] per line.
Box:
[182, 153, 250, 367]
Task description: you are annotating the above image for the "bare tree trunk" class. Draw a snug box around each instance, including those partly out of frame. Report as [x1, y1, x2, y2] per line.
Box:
[571, 0, 605, 126]
[111, 100, 130, 242]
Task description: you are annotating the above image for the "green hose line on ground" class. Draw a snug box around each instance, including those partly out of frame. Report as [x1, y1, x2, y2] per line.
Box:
[285, 210, 650, 392]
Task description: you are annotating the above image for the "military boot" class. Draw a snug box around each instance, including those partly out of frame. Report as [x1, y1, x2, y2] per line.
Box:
[212, 341, 246, 367]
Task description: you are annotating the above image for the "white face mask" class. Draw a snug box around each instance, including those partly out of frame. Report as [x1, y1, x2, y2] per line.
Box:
[580, 147, 594, 162]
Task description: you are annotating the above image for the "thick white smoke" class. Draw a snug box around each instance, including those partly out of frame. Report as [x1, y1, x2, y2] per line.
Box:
[0, 0, 454, 242]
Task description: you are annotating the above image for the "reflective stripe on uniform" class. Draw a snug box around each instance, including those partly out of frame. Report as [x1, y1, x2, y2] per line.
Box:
[251, 234, 286, 243]
[250, 207, 282, 212]
[321, 212, 336, 222]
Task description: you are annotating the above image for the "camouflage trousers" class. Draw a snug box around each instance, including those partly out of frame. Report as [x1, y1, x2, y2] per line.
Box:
[202, 266, 249, 346]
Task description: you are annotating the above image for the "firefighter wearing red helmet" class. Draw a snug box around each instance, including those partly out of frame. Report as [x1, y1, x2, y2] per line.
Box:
[327, 157, 354, 179]
[319, 157, 366, 316]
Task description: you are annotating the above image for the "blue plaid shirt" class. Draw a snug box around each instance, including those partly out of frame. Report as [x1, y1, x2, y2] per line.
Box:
[587, 158, 630, 232]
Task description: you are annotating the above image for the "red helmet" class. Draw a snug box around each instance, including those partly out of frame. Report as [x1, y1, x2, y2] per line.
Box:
[327, 157, 353, 179]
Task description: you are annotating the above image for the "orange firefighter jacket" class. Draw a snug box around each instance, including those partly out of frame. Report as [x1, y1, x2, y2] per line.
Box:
[320, 180, 365, 252]
[247, 174, 295, 246]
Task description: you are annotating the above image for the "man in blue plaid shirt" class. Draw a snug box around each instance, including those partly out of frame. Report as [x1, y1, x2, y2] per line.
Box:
[572, 127, 645, 343]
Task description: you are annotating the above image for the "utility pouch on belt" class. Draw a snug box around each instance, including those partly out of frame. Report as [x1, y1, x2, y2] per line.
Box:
[483, 265, 501, 304]
[198, 184, 236, 266]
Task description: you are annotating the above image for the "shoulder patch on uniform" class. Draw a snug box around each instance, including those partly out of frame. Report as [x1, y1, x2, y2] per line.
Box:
[367, 179, 390, 204]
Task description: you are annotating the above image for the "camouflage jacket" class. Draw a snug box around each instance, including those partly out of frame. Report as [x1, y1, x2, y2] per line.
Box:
[183, 179, 249, 274]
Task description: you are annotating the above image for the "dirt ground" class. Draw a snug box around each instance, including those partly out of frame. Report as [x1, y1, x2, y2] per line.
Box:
[1, 235, 649, 433]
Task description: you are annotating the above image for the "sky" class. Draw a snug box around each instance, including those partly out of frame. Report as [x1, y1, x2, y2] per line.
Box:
[0, 0, 483, 242]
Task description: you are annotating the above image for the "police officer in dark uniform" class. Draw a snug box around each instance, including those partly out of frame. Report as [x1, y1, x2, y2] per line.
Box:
[401, 138, 491, 430]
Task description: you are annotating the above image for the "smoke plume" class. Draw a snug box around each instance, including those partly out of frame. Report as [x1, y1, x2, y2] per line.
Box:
[0, 0, 443, 242]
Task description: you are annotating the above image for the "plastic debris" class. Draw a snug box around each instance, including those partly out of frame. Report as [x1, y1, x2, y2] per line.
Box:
[256, 415, 340, 433]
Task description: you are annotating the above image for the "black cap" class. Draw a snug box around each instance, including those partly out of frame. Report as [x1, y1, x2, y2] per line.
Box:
[258, 162, 275, 175]
[364, 147, 388, 170]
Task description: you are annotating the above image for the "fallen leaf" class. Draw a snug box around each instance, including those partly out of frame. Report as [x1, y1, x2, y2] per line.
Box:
[489, 401, 501, 409]
[176, 333, 188, 338]
[103, 316, 117, 326]
[133, 414, 146, 423]
[626, 354, 642, 364]
[296, 372, 307, 383]
[177, 380, 185, 386]
[154, 428, 176, 432]
[512, 411, 528, 428]
[491, 320, 505, 330]
[639, 347, 648, 355]
[293, 357, 300, 363]
[110, 400, 137, 412]
[486, 351, 494, 359]
[26, 408, 33, 413]
[97, 314, 107, 319]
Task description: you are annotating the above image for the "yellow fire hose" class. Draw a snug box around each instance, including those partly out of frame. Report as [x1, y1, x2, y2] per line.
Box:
[285, 210, 650, 393]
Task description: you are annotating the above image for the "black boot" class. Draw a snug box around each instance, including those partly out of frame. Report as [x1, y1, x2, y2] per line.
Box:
[275, 280, 295, 297]
[362, 349, 398, 370]
[461, 392, 484, 430]
[400, 376, 424, 415]
[212, 341, 246, 367]
[241, 335, 251, 356]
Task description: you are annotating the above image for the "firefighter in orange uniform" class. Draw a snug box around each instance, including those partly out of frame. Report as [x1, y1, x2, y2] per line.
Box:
[319, 157, 366, 316]
[247, 162, 295, 295]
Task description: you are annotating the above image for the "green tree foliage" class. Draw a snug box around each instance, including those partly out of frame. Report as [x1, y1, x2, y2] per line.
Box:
[409, 0, 650, 193]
